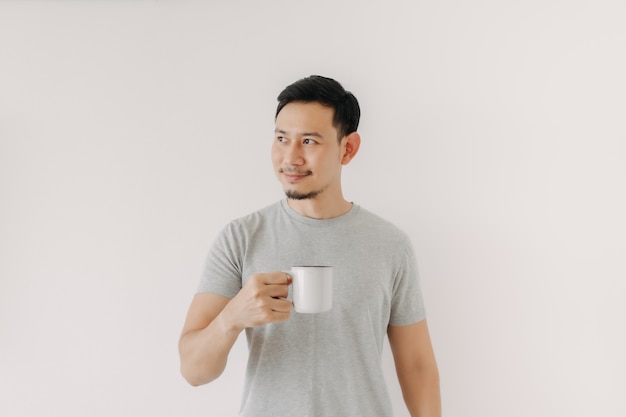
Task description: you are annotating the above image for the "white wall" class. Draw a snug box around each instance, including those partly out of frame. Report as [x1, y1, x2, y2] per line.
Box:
[1, 1, 625, 416]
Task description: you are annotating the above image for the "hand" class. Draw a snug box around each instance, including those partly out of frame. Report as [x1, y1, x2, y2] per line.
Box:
[220, 271, 293, 332]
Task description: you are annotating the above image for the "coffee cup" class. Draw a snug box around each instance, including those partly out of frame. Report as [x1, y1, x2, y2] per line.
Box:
[287, 266, 333, 313]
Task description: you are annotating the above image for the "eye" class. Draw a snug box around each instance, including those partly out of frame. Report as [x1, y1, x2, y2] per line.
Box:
[303, 138, 316, 145]
[277, 136, 287, 143]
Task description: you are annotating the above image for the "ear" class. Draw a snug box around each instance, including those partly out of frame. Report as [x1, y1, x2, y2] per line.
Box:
[340, 132, 361, 165]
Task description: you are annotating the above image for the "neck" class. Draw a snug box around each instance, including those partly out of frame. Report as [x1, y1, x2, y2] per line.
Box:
[286, 196, 353, 220]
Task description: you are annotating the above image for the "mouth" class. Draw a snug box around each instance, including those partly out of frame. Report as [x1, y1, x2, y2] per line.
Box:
[280, 168, 312, 182]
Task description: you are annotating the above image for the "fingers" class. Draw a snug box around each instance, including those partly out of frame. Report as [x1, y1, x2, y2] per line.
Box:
[249, 272, 291, 298]
[261, 271, 292, 286]
[227, 272, 293, 329]
[246, 297, 292, 327]
[268, 296, 293, 313]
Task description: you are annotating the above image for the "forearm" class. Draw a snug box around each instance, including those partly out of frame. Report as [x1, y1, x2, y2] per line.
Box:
[179, 312, 242, 386]
[398, 364, 441, 417]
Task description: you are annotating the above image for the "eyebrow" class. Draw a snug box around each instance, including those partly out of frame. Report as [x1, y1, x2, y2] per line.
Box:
[274, 129, 324, 138]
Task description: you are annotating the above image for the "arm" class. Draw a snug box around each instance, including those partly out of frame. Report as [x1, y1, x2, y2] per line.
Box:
[387, 319, 441, 417]
[178, 272, 292, 386]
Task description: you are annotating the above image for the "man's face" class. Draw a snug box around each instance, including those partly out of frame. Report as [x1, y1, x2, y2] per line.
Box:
[272, 102, 345, 201]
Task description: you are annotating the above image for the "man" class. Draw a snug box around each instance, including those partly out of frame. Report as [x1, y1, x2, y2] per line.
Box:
[179, 75, 441, 416]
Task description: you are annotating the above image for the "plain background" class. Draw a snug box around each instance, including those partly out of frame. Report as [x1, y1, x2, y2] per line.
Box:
[1, 1, 625, 416]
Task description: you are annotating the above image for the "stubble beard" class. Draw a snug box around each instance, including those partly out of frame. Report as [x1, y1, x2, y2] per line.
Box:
[281, 167, 322, 200]
[285, 189, 322, 200]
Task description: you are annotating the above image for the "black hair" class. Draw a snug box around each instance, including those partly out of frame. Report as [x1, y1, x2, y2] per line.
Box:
[275, 75, 360, 140]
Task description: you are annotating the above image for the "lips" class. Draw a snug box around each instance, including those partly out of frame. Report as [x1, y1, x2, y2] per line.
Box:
[280, 168, 312, 182]
[283, 173, 308, 182]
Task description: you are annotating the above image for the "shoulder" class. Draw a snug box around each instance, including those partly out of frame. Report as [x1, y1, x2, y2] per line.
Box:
[218, 201, 283, 239]
[354, 206, 411, 240]
[227, 201, 282, 227]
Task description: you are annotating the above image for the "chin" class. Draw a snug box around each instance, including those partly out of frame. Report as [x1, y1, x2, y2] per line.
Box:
[285, 189, 320, 200]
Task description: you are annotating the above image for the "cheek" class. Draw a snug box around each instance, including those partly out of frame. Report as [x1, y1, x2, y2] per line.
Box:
[270, 145, 281, 166]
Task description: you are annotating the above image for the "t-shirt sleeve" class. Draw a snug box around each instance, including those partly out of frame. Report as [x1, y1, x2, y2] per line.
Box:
[196, 222, 244, 298]
[389, 239, 426, 326]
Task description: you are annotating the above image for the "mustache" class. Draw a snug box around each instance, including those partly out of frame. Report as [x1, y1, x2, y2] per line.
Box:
[280, 168, 312, 176]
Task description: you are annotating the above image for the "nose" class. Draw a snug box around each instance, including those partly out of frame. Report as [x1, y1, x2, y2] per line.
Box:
[284, 141, 304, 166]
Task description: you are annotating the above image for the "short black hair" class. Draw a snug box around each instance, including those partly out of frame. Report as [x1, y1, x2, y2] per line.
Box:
[276, 75, 360, 140]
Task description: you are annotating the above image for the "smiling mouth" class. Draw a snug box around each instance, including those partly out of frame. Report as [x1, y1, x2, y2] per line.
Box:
[280, 168, 312, 180]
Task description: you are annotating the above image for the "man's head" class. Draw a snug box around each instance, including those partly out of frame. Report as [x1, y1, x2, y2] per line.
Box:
[272, 76, 361, 207]
[275, 75, 360, 141]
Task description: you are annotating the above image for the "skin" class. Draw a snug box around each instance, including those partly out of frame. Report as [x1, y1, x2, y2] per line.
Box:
[179, 101, 441, 416]
[271, 101, 359, 219]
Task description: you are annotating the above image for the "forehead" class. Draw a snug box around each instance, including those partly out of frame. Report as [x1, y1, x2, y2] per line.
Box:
[275, 102, 337, 134]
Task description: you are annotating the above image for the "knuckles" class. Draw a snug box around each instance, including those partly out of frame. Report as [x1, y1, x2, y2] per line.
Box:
[239, 272, 292, 326]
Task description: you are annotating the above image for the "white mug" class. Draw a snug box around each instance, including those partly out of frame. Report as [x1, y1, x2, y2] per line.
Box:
[288, 266, 333, 313]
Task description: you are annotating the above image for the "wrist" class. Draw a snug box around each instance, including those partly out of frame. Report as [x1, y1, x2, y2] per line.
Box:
[216, 307, 244, 337]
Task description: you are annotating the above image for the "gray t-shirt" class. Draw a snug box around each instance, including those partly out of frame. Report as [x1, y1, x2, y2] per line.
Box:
[198, 200, 426, 417]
